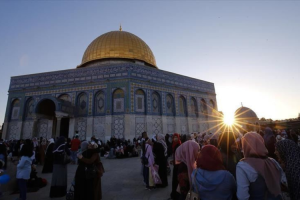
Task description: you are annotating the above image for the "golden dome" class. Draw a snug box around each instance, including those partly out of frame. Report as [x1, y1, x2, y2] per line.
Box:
[80, 30, 157, 68]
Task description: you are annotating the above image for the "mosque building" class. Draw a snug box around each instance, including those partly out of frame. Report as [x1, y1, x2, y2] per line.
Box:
[234, 106, 260, 132]
[2, 28, 218, 141]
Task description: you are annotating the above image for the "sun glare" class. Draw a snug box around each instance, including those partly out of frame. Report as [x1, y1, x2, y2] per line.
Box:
[223, 114, 235, 126]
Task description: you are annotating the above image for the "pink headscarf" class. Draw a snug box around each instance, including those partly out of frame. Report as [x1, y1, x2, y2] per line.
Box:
[175, 140, 200, 184]
[241, 132, 281, 196]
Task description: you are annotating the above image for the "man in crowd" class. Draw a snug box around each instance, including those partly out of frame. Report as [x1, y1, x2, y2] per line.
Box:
[70, 134, 81, 164]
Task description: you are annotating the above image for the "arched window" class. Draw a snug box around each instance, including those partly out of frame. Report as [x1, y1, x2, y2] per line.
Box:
[200, 99, 208, 116]
[11, 99, 20, 120]
[25, 98, 34, 119]
[135, 89, 145, 113]
[179, 96, 187, 116]
[152, 92, 161, 115]
[113, 89, 125, 113]
[58, 94, 71, 102]
[209, 100, 215, 115]
[191, 97, 198, 117]
[77, 93, 88, 116]
[95, 91, 105, 115]
[166, 94, 175, 116]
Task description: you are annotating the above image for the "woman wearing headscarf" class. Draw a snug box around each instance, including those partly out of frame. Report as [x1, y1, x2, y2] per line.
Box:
[169, 133, 182, 200]
[275, 139, 300, 200]
[50, 136, 70, 198]
[236, 132, 282, 200]
[263, 127, 277, 160]
[75, 141, 100, 200]
[175, 140, 200, 200]
[218, 131, 242, 179]
[39, 138, 47, 165]
[152, 134, 168, 188]
[77, 142, 103, 200]
[192, 145, 236, 200]
[42, 138, 55, 173]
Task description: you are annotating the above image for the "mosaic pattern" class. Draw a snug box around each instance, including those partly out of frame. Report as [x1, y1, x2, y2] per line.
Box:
[181, 119, 188, 135]
[37, 119, 48, 139]
[25, 85, 107, 97]
[76, 118, 87, 140]
[95, 92, 105, 114]
[25, 99, 35, 119]
[112, 116, 124, 138]
[167, 117, 175, 134]
[166, 94, 175, 116]
[12, 64, 215, 94]
[8, 122, 19, 140]
[77, 93, 88, 116]
[152, 117, 162, 135]
[135, 117, 146, 137]
[22, 121, 34, 139]
[58, 94, 71, 102]
[93, 116, 105, 140]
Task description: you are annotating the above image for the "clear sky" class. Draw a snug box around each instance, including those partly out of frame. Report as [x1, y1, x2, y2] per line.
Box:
[0, 1, 299, 124]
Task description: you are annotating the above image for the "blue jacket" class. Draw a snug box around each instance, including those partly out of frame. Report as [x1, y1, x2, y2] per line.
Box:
[192, 168, 236, 200]
[16, 156, 32, 180]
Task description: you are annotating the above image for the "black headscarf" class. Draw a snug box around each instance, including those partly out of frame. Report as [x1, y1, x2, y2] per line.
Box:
[276, 139, 300, 200]
[53, 136, 66, 152]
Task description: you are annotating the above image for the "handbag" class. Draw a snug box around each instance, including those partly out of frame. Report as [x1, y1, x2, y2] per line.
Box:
[151, 165, 162, 185]
[96, 161, 105, 177]
[185, 169, 199, 200]
[63, 151, 71, 165]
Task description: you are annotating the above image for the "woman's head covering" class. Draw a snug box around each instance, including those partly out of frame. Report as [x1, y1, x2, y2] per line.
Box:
[197, 145, 225, 171]
[276, 139, 300, 200]
[48, 138, 54, 144]
[157, 134, 168, 157]
[175, 140, 200, 184]
[53, 136, 65, 152]
[241, 132, 281, 196]
[172, 133, 182, 153]
[81, 141, 89, 152]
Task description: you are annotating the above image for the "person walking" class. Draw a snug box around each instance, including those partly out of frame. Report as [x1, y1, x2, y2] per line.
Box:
[70, 135, 81, 164]
[42, 138, 54, 173]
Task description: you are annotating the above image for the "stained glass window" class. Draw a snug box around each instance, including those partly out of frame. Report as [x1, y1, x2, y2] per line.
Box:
[135, 89, 145, 113]
[95, 91, 105, 114]
[77, 93, 88, 116]
[166, 94, 175, 116]
[152, 92, 161, 114]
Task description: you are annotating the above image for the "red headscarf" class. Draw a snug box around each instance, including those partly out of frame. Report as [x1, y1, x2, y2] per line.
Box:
[197, 145, 225, 171]
[172, 133, 182, 153]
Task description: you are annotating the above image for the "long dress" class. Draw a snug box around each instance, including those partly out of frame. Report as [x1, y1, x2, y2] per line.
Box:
[80, 152, 102, 200]
[49, 144, 70, 198]
[153, 142, 168, 187]
[74, 150, 98, 200]
[42, 143, 54, 173]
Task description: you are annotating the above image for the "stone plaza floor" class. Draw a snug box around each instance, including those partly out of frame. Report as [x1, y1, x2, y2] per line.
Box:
[2, 157, 172, 200]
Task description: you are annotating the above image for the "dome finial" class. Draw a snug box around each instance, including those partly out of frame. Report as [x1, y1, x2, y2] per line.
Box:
[119, 24, 122, 31]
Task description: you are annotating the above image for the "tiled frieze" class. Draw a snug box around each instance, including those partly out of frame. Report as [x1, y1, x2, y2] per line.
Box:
[11, 64, 215, 94]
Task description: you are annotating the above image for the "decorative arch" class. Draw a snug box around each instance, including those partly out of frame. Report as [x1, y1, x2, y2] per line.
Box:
[58, 94, 71, 102]
[25, 98, 34, 119]
[77, 92, 88, 116]
[191, 97, 198, 117]
[113, 88, 125, 113]
[200, 99, 208, 116]
[209, 100, 215, 115]
[179, 96, 187, 117]
[94, 90, 105, 115]
[152, 91, 161, 115]
[166, 94, 175, 116]
[10, 99, 20, 120]
[135, 89, 146, 113]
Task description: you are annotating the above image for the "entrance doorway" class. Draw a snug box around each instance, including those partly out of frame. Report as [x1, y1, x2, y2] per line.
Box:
[60, 118, 70, 138]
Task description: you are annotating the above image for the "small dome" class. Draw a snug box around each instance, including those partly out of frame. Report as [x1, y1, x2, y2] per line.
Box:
[235, 107, 258, 121]
[79, 30, 157, 68]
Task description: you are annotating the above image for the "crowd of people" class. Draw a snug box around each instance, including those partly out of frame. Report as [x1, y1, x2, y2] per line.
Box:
[140, 128, 300, 200]
[0, 127, 299, 200]
[0, 134, 104, 200]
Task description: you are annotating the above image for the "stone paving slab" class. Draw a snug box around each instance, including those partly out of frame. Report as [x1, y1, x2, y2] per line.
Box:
[2, 157, 172, 200]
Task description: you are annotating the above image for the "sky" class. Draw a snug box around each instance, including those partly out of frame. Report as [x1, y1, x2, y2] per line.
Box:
[0, 0, 299, 124]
